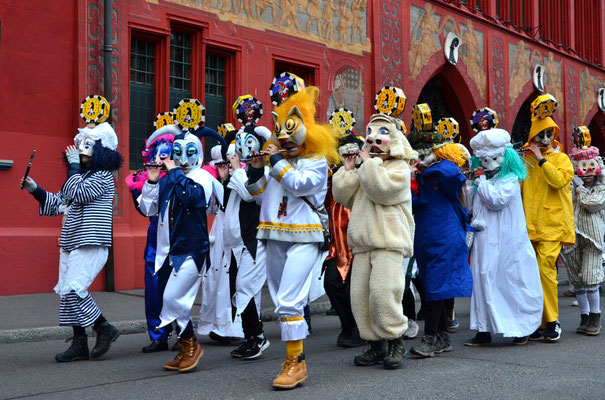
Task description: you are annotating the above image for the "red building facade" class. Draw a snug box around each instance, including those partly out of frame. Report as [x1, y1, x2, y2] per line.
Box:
[0, 0, 604, 295]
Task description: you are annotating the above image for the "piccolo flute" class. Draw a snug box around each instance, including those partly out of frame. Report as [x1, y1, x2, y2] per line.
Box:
[20, 150, 36, 190]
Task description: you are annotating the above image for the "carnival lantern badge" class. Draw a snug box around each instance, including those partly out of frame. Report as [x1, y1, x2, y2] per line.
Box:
[470, 107, 499, 133]
[531, 94, 558, 120]
[436, 117, 460, 142]
[270, 72, 306, 106]
[572, 126, 592, 148]
[329, 108, 356, 135]
[154, 111, 175, 130]
[80, 95, 111, 127]
[374, 86, 406, 119]
[233, 95, 263, 126]
[173, 98, 206, 132]
[412, 103, 433, 132]
[218, 123, 237, 140]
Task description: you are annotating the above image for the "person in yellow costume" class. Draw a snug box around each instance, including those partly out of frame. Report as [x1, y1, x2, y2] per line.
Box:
[521, 94, 575, 342]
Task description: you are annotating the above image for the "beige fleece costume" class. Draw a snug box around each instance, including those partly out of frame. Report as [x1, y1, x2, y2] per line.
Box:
[332, 114, 417, 341]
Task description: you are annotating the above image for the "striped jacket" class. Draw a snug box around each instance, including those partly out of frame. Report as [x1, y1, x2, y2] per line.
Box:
[38, 170, 115, 251]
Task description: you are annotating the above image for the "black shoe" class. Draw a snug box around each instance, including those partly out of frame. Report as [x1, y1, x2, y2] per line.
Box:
[142, 340, 169, 353]
[55, 335, 89, 362]
[230, 340, 252, 358]
[342, 327, 365, 348]
[336, 330, 348, 347]
[544, 321, 561, 342]
[410, 335, 436, 358]
[528, 328, 544, 341]
[240, 336, 270, 359]
[209, 331, 233, 344]
[353, 340, 387, 366]
[464, 332, 492, 347]
[171, 339, 181, 351]
[383, 337, 406, 369]
[91, 322, 119, 359]
[577, 314, 590, 334]
[512, 336, 529, 346]
[585, 313, 601, 336]
[326, 307, 338, 316]
[435, 331, 452, 353]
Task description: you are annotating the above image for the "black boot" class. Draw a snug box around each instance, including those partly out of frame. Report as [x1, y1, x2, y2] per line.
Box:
[55, 335, 89, 362]
[383, 337, 406, 369]
[342, 326, 365, 348]
[91, 321, 120, 359]
[142, 340, 169, 353]
[353, 340, 387, 366]
[464, 332, 492, 347]
[577, 314, 589, 334]
[585, 313, 601, 336]
[435, 331, 452, 353]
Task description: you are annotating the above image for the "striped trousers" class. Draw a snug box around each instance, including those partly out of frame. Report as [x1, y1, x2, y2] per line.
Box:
[59, 291, 101, 327]
[565, 235, 605, 289]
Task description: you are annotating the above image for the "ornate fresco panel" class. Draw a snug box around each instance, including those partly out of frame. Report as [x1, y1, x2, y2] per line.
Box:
[156, 0, 370, 55]
[566, 66, 579, 139]
[508, 40, 531, 106]
[491, 36, 506, 127]
[459, 18, 485, 99]
[380, 0, 402, 87]
[579, 67, 598, 123]
[543, 51, 564, 117]
[327, 67, 365, 130]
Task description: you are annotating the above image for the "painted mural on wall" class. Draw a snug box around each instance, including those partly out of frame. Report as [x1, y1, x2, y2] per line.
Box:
[543, 51, 564, 118]
[409, 3, 486, 99]
[152, 0, 370, 55]
[579, 67, 604, 124]
[327, 67, 364, 130]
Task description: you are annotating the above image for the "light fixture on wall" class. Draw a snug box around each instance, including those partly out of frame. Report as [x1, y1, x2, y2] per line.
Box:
[598, 87, 605, 112]
[444, 32, 460, 66]
[533, 64, 545, 92]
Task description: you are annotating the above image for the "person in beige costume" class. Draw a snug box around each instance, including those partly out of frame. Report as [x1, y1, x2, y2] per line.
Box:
[333, 113, 417, 369]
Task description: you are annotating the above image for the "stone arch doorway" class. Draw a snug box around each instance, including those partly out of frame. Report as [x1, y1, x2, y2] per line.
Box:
[511, 90, 542, 149]
[588, 112, 605, 150]
[416, 70, 476, 147]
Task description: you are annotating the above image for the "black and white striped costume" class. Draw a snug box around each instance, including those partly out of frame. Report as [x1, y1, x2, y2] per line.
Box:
[36, 169, 114, 327]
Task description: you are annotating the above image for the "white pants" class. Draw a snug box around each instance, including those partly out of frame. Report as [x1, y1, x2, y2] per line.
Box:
[159, 257, 203, 333]
[233, 243, 267, 315]
[55, 246, 108, 297]
[265, 240, 325, 341]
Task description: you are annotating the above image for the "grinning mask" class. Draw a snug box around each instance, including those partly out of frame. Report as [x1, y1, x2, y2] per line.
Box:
[235, 125, 267, 160]
[75, 133, 96, 157]
[533, 128, 555, 148]
[172, 132, 202, 174]
[362, 114, 413, 159]
[571, 146, 601, 177]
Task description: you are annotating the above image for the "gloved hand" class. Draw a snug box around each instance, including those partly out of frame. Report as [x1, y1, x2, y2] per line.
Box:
[572, 176, 584, 188]
[65, 146, 80, 164]
[21, 177, 37, 194]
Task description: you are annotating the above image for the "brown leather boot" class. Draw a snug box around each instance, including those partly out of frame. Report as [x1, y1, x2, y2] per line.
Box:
[272, 354, 307, 389]
[177, 337, 204, 372]
[163, 343, 186, 371]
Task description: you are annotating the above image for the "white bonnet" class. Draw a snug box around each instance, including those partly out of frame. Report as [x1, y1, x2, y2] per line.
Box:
[74, 122, 118, 150]
[470, 128, 511, 158]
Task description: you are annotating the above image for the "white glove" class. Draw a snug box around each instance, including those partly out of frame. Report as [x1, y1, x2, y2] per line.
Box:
[572, 176, 584, 188]
[66, 148, 80, 164]
[22, 177, 37, 194]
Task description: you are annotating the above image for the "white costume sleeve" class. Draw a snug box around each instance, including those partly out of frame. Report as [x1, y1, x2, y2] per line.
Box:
[476, 176, 519, 211]
[138, 181, 160, 217]
[228, 168, 254, 203]
[269, 158, 327, 197]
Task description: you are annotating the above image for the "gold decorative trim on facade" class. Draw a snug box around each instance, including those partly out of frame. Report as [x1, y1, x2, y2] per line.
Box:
[154, 0, 371, 55]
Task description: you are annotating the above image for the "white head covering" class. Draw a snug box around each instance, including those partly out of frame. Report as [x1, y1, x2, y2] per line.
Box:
[74, 122, 118, 150]
[470, 128, 511, 157]
[209, 144, 224, 167]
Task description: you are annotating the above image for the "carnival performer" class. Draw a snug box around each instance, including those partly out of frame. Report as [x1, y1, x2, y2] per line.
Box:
[245, 86, 339, 389]
[521, 95, 574, 342]
[198, 144, 244, 343]
[464, 121, 543, 346]
[323, 131, 365, 348]
[407, 107, 473, 358]
[220, 117, 273, 360]
[333, 109, 417, 369]
[125, 124, 180, 353]
[139, 119, 226, 373]
[562, 128, 605, 336]
[21, 115, 122, 362]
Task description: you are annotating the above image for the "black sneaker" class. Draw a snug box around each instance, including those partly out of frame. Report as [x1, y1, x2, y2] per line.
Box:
[55, 335, 89, 362]
[240, 336, 270, 359]
[528, 328, 545, 341]
[464, 332, 492, 347]
[544, 321, 561, 342]
[142, 340, 169, 353]
[512, 336, 529, 346]
[410, 335, 436, 358]
[91, 322, 119, 359]
[353, 340, 387, 366]
[230, 340, 252, 358]
[383, 337, 407, 369]
[209, 331, 236, 344]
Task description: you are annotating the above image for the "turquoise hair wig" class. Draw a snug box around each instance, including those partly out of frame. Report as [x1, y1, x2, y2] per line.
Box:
[471, 147, 527, 181]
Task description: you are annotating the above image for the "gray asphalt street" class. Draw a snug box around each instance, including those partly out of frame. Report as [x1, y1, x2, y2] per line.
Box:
[1, 294, 604, 400]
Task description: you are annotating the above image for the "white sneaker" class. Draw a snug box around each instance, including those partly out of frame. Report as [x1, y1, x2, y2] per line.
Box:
[403, 320, 419, 339]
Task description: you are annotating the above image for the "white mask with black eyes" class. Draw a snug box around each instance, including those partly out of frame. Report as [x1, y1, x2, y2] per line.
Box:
[172, 133, 202, 173]
[417, 152, 436, 168]
[534, 128, 554, 148]
[75, 133, 96, 156]
[480, 154, 504, 172]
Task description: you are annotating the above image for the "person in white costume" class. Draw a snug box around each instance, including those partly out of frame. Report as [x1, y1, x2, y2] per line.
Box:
[139, 126, 225, 373]
[465, 126, 543, 346]
[198, 144, 244, 341]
